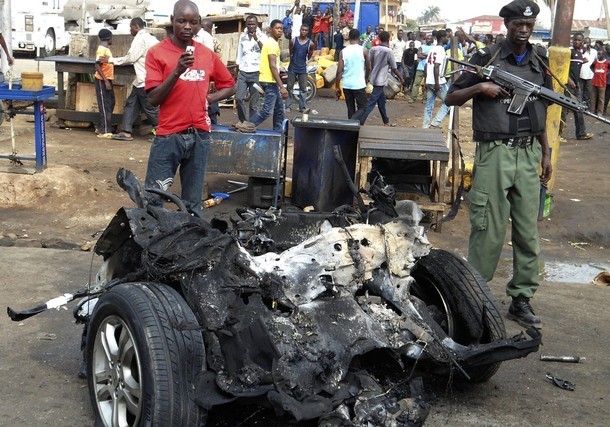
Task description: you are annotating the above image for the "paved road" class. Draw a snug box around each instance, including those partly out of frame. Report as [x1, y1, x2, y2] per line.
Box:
[1, 245, 609, 426]
[2, 57, 609, 425]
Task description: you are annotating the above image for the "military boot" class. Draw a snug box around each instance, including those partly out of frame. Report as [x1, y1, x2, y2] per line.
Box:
[507, 295, 542, 329]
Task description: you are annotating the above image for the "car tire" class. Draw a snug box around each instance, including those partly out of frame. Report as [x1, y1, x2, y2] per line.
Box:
[410, 249, 506, 382]
[87, 282, 205, 426]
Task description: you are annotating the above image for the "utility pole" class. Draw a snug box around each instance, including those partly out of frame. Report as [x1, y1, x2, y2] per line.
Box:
[545, 0, 576, 197]
[602, 0, 610, 38]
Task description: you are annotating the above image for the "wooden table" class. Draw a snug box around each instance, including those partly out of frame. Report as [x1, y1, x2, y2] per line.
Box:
[40, 55, 134, 125]
[357, 126, 450, 229]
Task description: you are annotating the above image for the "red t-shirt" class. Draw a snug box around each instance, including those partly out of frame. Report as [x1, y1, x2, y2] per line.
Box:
[592, 59, 610, 88]
[312, 17, 322, 34]
[319, 16, 331, 34]
[372, 37, 382, 47]
[145, 39, 234, 135]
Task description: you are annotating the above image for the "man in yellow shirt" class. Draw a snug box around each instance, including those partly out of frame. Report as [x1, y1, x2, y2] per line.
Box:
[94, 28, 115, 138]
[248, 20, 288, 131]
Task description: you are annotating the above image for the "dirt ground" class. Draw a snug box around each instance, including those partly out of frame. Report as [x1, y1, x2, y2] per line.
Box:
[1, 58, 609, 426]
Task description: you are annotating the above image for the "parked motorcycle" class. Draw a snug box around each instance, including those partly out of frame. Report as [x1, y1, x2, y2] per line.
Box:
[279, 63, 318, 103]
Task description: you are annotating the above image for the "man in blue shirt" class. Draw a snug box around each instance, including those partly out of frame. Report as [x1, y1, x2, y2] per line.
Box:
[286, 24, 314, 112]
[283, 9, 294, 38]
[410, 33, 433, 103]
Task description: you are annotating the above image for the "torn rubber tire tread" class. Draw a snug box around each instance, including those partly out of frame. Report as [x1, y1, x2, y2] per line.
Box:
[410, 249, 506, 382]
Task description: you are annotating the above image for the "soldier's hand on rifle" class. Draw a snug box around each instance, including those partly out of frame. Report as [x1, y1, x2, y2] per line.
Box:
[478, 81, 510, 98]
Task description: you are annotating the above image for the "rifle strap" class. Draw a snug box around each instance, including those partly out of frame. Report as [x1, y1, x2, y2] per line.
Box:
[483, 44, 502, 67]
[532, 50, 579, 101]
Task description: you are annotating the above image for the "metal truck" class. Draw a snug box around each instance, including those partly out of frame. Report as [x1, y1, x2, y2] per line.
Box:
[9, 0, 151, 57]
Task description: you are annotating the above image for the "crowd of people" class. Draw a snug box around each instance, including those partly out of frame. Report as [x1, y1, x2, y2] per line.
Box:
[18, 0, 606, 330]
[88, 0, 610, 139]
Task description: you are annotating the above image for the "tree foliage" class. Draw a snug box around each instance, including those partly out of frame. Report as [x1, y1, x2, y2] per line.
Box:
[418, 6, 441, 24]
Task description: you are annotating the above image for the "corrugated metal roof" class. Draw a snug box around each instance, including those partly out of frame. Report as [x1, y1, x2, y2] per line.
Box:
[571, 19, 607, 31]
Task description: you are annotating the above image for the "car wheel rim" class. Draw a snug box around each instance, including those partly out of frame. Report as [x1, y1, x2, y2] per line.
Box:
[44, 35, 54, 54]
[411, 277, 455, 337]
[93, 315, 142, 427]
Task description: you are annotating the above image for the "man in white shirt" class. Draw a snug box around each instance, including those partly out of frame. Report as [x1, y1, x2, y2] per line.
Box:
[195, 19, 215, 50]
[580, 43, 597, 110]
[107, 18, 159, 141]
[235, 15, 266, 123]
[390, 29, 407, 82]
[422, 30, 450, 128]
[197, 18, 223, 124]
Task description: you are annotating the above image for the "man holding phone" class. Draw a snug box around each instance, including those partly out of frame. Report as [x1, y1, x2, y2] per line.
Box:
[144, 0, 236, 217]
[235, 15, 266, 125]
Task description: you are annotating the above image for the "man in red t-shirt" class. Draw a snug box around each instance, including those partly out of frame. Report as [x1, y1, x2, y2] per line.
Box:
[319, 8, 332, 48]
[145, 0, 236, 217]
[372, 27, 384, 47]
[343, 4, 354, 22]
[312, 11, 322, 49]
[590, 48, 610, 115]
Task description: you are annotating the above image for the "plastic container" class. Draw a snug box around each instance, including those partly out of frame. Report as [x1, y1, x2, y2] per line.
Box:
[291, 117, 360, 211]
[203, 196, 224, 209]
[20, 72, 44, 91]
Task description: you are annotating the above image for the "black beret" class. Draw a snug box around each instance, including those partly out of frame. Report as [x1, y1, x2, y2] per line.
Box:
[98, 28, 113, 41]
[499, 0, 540, 19]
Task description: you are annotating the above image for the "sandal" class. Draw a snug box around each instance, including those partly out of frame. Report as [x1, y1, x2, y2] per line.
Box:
[112, 132, 133, 141]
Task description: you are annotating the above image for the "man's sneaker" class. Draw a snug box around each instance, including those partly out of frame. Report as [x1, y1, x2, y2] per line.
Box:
[576, 133, 593, 140]
[232, 120, 256, 133]
[97, 133, 113, 139]
[507, 296, 542, 328]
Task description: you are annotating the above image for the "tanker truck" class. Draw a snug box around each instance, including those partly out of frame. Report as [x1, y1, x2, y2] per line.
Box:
[10, 0, 151, 57]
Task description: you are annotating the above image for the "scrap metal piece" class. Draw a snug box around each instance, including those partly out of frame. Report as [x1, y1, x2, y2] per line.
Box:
[546, 372, 575, 391]
[540, 355, 583, 363]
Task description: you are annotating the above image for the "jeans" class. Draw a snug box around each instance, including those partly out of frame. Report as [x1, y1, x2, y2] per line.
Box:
[145, 130, 211, 218]
[423, 83, 450, 128]
[561, 85, 587, 138]
[359, 85, 388, 125]
[249, 83, 285, 131]
[342, 88, 367, 121]
[207, 103, 220, 125]
[406, 65, 416, 89]
[392, 62, 403, 82]
[579, 78, 592, 109]
[121, 86, 159, 133]
[285, 71, 307, 111]
[95, 78, 115, 134]
[236, 71, 261, 122]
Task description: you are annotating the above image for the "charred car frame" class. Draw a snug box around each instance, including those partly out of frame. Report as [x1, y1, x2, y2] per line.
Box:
[8, 169, 541, 426]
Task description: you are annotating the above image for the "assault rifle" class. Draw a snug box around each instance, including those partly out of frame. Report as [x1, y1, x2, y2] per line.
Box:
[448, 57, 610, 126]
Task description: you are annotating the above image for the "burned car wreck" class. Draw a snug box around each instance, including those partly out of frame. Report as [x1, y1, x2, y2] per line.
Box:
[8, 169, 541, 426]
